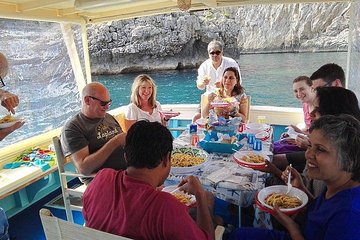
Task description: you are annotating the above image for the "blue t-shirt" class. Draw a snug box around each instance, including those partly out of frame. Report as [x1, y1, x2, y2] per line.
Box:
[304, 186, 360, 240]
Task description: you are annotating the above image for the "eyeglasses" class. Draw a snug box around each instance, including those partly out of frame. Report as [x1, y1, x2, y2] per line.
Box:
[0, 76, 5, 88]
[323, 81, 333, 87]
[209, 51, 222, 56]
[88, 96, 112, 106]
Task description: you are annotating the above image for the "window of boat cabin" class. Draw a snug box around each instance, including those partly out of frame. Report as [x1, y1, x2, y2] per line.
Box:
[0, 19, 83, 149]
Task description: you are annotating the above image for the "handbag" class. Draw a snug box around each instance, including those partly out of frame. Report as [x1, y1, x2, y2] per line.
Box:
[273, 139, 302, 154]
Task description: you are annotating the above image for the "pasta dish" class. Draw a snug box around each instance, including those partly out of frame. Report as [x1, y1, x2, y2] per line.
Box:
[0, 115, 16, 124]
[241, 153, 265, 163]
[171, 153, 205, 167]
[173, 192, 192, 205]
[265, 193, 302, 209]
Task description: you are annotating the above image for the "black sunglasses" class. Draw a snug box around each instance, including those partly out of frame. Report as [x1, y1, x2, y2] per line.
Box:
[88, 96, 112, 106]
[323, 81, 333, 87]
[0, 76, 5, 88]
[209, 51, 221, 56]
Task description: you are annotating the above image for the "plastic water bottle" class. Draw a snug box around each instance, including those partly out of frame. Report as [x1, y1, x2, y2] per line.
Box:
[189, 124, 199, 146]
[208, 109, 218, 125]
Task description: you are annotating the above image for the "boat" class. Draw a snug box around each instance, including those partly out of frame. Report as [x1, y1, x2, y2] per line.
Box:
[0, 0, 359, 238]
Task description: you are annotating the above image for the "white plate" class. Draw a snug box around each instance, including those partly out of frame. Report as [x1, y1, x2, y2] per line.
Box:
[162, 185, 196, 207]
[0, 116, 21, 129]
[160, 111, 180, 118]
[255, 131, 270, 141]
[233, 150, 269, 169]
[246, 123, 271, 134]
[171, 147, 209, 174]
[210, 102, 230, 108]
[256, 185, 308, 214]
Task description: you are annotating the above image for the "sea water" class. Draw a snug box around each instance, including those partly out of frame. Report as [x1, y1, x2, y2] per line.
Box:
[98, 52, 347, 108]
[0, 52, 347, 147]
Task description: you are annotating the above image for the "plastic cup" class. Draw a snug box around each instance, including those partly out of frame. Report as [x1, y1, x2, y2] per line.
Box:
[253, 139, 263, 151]
[238, 123, 245, 132]
[257, 116, 267, 124]
[247, 133, 255, 144]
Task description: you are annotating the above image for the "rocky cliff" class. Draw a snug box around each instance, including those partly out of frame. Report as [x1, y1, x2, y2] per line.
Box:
[88, 2, 350, 74]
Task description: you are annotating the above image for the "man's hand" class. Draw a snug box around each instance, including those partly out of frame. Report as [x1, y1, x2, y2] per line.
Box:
[0, 91, 19, 114]
[202, 75, 211, 86]
[178, 176, 205, 198]
[295, 134, 309, 149]
[259, 160, 283, 178]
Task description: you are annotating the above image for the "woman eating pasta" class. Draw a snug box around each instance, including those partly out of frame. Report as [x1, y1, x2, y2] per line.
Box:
[229, 115, 360, 240]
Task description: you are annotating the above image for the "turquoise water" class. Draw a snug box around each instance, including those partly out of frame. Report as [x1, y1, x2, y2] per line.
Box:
[97, 51, 347, 109]
[0, 52, 347, 147]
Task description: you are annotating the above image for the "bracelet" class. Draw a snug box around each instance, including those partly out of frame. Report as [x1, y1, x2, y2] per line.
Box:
[163, 117, 169, 122]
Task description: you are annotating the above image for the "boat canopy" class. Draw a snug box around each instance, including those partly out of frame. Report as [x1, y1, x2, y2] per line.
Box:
[0, 0, 350, 24]
[0, 0, 359, 214]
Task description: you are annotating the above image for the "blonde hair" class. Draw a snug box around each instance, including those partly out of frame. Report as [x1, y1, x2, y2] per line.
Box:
[130, 74, 157, 108]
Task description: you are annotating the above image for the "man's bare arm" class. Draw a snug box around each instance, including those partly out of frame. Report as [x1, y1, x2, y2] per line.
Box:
[70, 133, 126, 175]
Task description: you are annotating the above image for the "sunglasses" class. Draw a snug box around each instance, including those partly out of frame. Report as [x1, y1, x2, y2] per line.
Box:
[0, 76, 5, 88]
[88, 96, 112, 106]
[323, 81, 333, 87]
[209, 51, 222, 56]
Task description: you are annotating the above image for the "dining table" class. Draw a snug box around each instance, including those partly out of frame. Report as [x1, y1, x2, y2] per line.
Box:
[167, 124, 274, 227]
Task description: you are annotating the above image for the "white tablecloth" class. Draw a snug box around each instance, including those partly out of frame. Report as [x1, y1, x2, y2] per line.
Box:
[170, 129, 273, 207]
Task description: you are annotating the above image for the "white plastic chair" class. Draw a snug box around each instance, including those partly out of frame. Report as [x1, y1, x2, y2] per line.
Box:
[52, 136, 94, 222]
[40, 208, 131, 240]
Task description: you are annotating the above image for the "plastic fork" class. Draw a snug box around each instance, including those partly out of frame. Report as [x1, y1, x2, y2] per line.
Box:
[286, 164, 292, 194]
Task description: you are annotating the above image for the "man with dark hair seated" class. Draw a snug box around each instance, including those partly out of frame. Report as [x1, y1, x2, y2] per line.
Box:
[310, 63, 345, 88]
[83, 121, 215, 240]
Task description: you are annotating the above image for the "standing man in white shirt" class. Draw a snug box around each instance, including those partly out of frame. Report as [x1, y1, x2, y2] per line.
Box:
[193, 40, 241, 122]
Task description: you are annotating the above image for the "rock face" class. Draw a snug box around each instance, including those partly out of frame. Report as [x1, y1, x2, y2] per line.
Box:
[88, 2, 350, 74]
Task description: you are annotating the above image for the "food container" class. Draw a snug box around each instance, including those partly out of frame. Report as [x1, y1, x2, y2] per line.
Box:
[256, 185, 308, 215]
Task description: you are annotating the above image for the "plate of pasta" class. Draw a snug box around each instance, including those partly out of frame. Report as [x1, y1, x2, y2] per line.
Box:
[0, 115, 20, 129]
[233, 151, 269, 169]
[256, 185, 308, 215]
[163, 185, 196, 207]
[171, 147, 209, 174]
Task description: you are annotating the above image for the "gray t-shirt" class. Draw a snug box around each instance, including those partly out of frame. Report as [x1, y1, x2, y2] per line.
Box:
[61, 112, 126, 181]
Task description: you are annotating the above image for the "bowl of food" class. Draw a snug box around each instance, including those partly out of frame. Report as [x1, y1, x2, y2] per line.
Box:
[256, 185, 308, 215]
[233, 151, 269, 169]
[171, 147, 208, 174]
[162, 185, 196, 207]
[0, 115, 20, 129]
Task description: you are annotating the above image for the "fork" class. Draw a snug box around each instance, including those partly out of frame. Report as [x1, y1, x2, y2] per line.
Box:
[286, 164, 292, 194]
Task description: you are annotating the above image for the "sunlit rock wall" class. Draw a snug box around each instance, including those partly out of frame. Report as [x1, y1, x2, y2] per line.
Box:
[88, 2, 350, 74]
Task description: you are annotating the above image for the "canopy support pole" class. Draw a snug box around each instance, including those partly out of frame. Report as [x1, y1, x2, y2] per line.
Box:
[61, 23, 87, 94]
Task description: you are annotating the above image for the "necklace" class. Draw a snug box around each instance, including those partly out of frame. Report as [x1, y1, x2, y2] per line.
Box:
[326, 178, 356, 199]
